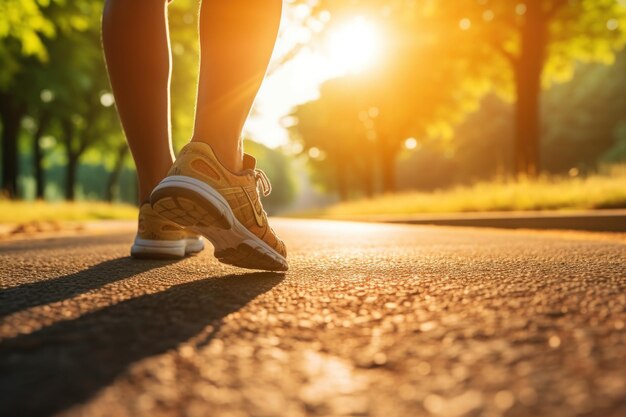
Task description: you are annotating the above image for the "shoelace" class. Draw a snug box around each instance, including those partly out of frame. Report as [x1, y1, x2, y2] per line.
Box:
[254, 169, 272, 197]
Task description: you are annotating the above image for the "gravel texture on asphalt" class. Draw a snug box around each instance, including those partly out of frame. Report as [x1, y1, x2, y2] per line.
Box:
[1, 219, 625, 417]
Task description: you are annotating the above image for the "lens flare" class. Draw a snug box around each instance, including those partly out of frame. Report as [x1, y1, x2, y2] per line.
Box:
[326, 17, 382, 75]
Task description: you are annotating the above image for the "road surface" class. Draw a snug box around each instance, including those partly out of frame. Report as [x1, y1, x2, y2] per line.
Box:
[1, 219, 625, 417]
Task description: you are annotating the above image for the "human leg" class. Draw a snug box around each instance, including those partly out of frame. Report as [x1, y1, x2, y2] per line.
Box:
[191, 0, 283, 172]
[102, 0, 174, 203]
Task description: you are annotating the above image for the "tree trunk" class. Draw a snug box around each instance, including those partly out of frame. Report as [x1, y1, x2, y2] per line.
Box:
[61, 119, 78, 201]
[359, 146, 375, 198]
[336, 159, 349, 201]
[361, 169, 374, 198]
[33, 113, 51, 199]
[66, 153, 78, 201]
[380, 157, 395, 193]
[513, 2, 547, 177]
[379, 145, 397, 194]
[0, 95, 26, 198]
[105, 145, 129, 202]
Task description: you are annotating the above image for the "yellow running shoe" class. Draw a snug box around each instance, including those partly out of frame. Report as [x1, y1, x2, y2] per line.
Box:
[130, 203, 204, 259]
[149, 142, 288, 271]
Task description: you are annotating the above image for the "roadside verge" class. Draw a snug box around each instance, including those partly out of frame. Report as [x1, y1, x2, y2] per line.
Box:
[339, 209, 626, 232]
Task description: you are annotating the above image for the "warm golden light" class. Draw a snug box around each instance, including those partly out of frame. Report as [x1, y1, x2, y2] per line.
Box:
[325, 17, 382, 75]
[405, 137, 418, 150]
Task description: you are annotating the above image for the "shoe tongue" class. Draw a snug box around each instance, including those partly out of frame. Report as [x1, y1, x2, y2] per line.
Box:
[243, 153, 257, 171]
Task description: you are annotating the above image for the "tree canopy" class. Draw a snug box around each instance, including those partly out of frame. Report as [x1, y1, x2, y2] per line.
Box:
[292, 0, 626, 199]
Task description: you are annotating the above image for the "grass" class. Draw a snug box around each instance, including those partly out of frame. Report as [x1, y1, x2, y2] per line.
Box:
[2, 165, 625, 224]
[296, 165, 626, 219]
[0, 200, 138, 224]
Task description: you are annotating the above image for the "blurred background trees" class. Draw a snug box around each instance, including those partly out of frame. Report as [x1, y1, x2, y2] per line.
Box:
[436, 0, 626, 176]
[0, 0, 625, 212]
[0, 0, 297, 211]
[295, 0, 626, 197]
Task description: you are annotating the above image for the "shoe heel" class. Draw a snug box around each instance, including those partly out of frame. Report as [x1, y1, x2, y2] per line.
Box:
[150, 178, 233, 230]
[130, 237, 186, 259]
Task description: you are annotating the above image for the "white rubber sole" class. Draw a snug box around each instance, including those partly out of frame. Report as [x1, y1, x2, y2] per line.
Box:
[150, 175, 288, 271]
[130, 236, 204, 259]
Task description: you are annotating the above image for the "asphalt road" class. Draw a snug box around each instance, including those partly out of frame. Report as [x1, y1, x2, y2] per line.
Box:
[1, 219, 625, 417]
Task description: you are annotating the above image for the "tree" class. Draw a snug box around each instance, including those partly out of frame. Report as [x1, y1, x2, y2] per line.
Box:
[0, 91, 26, 197]
[542, 48, 626, 172]
[433, 0, 626, 176]
[397, 49, 626, 191]
[104, 144, 128, 202]
[0, 0, 96, 197]
[310, 0, 626, 177]
[32, 110, 52, 199]
[291, 77, 374, 200]
[23, 3, 117, 201]
[292, 3, 480, 196]
[53, 65, 119, 201]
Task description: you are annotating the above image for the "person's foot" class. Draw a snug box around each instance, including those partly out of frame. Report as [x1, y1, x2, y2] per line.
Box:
[130, 203, 205, 259]
[149, 142, 288, 271]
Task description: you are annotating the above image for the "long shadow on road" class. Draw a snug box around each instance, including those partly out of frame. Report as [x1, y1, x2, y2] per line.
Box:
[0, 266, 284, 417]
[0, 257, 177, 319]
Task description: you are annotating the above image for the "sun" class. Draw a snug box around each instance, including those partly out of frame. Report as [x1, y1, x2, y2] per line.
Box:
[325, 17, 382, 75]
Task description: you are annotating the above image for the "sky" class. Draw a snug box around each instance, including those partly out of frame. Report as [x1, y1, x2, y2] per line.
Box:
[243, 3, 383, 149]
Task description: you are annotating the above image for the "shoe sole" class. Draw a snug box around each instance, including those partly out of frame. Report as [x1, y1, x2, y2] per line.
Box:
[150, 175, 288, 271]
[131, 236, 205, 259]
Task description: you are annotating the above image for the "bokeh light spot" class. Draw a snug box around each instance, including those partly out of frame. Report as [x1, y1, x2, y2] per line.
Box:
[308, 147, 321, 159]
[482, 10, 494, 22]
[100, 92, 115, 107]
[405, 137, 418, 150]
[40, 89, 54, 103]
[607, 19, 619, 31]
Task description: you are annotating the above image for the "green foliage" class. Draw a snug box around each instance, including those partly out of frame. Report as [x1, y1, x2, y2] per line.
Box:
[0, 0, 95, 87]
[543, 49, 626, 171]
[244, 139, 298, 214]
[0, 0, 55, 62]
[290, 77, 372, 199]
[396, 94, 514, 191]
[430, 0, 626, 91]
[18, 150, 138, 202]
[292, 1, 493, 196]
[396, 48, 626, 190]
[295, 0, 626, 194]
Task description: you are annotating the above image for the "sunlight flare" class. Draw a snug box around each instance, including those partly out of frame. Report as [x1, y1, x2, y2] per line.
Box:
[325, 17, 382, 75]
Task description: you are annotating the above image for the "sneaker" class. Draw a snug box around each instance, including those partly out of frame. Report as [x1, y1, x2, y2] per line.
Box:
[149, 142, 288, 271]
[130, 203, 205, 259]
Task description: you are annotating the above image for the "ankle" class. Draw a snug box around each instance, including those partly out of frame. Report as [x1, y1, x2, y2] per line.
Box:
[137, 161, 173, 202]
[190, 137, 243, 173]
